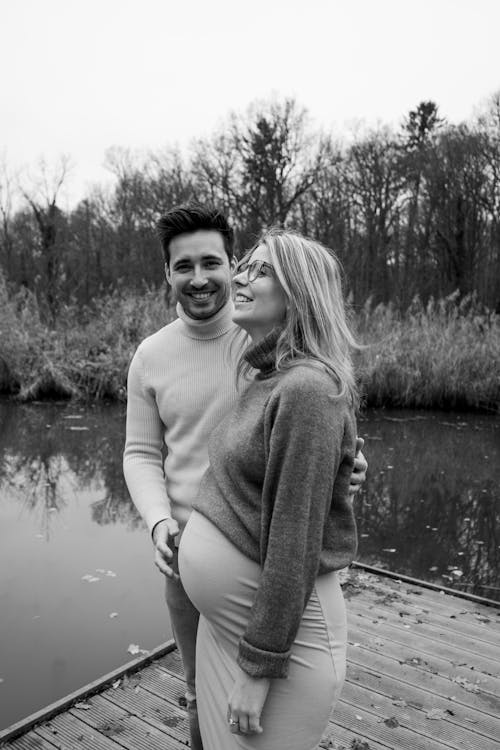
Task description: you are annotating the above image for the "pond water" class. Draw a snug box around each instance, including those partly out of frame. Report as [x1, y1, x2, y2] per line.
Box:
[0, 400, 498, 730]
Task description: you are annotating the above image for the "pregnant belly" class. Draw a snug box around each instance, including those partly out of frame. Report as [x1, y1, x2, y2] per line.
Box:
[179, 511, 261, 641]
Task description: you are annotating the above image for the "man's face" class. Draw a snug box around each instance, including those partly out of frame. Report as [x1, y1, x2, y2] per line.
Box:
[165, 230, 234, 320]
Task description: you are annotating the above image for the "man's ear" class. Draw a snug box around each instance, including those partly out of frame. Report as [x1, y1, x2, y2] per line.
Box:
[165, 262, 171, 285]
[230, 256, 237, 273]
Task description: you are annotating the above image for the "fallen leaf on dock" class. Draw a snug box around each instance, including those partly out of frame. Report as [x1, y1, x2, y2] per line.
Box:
[475, 614, 490, 623]
[452, 676, 480, 693]
[350, 741, 370, 750]
[426, 708, 447, 720]
[75, 701, 92, 710]
[384, 716, 399, 728]
[112, 679, 121, 689]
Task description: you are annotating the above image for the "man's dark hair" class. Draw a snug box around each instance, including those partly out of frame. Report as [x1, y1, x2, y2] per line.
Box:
[157, 203, 234, 264]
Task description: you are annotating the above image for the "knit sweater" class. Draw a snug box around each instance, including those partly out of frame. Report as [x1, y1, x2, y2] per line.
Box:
[193, 331, 358, 679]
[123, 300, 246, 535]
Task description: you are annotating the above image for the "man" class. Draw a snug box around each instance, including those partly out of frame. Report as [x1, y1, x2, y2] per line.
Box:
[123, 204, 367, 750]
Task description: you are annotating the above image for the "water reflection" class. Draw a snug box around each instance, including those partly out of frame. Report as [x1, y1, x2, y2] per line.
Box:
[356, 410, 499, 600]
[0, 400, 168, 732]
[0, 401, 142, 536]
[0, 402, 498, 599]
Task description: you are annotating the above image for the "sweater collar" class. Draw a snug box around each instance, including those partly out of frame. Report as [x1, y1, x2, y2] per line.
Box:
[176, 298, 235, 340]
[243, 328, 282, 375]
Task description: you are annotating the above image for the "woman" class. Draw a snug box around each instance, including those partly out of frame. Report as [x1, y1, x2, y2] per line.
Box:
[179, 229, 359, 749]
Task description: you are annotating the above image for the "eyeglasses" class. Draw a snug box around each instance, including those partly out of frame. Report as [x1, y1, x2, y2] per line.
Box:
[234, 259, 275, 282]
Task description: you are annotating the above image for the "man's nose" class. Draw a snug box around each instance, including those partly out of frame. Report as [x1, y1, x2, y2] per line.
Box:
[191, 267, 208, 288]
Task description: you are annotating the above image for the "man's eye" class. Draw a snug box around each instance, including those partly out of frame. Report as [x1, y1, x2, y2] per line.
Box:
[205, 260, 220, 268]
[175, 265, 191, 272]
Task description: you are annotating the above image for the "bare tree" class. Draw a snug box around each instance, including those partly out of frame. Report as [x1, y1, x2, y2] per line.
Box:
[20, 155, 72, 318]
[0, 154, 17, 279]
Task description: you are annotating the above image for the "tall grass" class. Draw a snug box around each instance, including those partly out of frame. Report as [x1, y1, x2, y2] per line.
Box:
[1, 277, 499, 412]
[356, 293, 500, 413]
[0, 273, 174, 401]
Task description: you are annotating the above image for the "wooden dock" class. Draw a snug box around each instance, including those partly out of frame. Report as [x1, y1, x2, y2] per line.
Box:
[1, 566, 499, 750]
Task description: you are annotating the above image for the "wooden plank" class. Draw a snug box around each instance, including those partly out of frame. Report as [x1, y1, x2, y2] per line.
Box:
[348, 622, 500, 699]
[348, 611, 500, 683]
[347, 643, 500, 716]
[347, 572, 500, 635]
[138, 664, 186, 706]
[347, 597, 500, 664]
[2, 735, 60, 750]
[346, 660, 500, 742]
[351, 562, 500, 608]
[339, 680, 499, 750]
[0, 640, 176, 744]
[68, 693, 186, 750]
[103, 682, 189, 746]
[320, 722, 392, 750]
[345, 574, 500, 645]
[330, 698, 449, 750]
[34, 712, 123, 750]
[156, 649, 184, 677]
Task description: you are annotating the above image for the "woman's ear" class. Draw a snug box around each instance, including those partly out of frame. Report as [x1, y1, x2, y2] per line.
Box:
[165, 262, 171, 285]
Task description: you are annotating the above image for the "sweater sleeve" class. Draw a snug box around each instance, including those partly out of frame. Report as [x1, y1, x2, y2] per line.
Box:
[237, 373, 347, 679]
[123, 347, 172, 534]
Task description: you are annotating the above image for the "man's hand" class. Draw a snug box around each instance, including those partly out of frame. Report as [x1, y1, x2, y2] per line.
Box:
[152, 518, 180, 580]
[349, 437, 368, 496]
[227, 666, 270, 736]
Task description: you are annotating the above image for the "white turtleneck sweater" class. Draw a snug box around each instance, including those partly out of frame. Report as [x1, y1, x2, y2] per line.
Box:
[123, 300, 247, 535]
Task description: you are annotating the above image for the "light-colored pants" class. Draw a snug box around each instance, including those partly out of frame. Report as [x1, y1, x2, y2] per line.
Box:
[165, 547, 203, 750]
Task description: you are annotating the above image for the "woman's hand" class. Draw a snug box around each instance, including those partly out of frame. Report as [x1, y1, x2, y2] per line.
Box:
[227, 666, 271, 736]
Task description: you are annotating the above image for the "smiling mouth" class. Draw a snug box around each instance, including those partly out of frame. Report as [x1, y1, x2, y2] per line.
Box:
[188, 291, 215, 301]
[235, 293, 252, 303]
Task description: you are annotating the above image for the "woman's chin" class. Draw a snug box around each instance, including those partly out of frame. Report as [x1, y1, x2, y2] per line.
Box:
[231, 305, 251, 327]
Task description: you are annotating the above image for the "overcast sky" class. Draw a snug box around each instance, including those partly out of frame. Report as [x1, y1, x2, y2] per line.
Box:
[2, 0, 499, 206]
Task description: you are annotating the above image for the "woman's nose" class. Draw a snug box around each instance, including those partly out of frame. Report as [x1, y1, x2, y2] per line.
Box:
[233, 270, 249, 287]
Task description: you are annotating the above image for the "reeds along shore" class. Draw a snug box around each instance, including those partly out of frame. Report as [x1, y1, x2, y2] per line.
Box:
[0, 282, 499, 413]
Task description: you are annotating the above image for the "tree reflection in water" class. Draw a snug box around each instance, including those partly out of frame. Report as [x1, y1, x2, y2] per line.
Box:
[0, 401, 142, 539]
[0, 402, 498, 600]
[356, 411, 499, 600]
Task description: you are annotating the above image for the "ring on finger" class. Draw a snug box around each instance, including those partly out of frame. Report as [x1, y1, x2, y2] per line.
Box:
[229, 718, 239, 726]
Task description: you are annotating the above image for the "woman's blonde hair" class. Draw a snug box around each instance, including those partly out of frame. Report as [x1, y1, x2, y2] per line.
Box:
[238, 229, 359, 407]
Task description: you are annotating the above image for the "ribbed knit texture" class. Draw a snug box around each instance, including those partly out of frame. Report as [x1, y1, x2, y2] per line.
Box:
[193, 332, 358, 679]
[123, 300, 246, 535]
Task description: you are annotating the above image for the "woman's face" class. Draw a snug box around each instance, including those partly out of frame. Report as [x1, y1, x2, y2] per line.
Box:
[232, 244, 287, 342]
